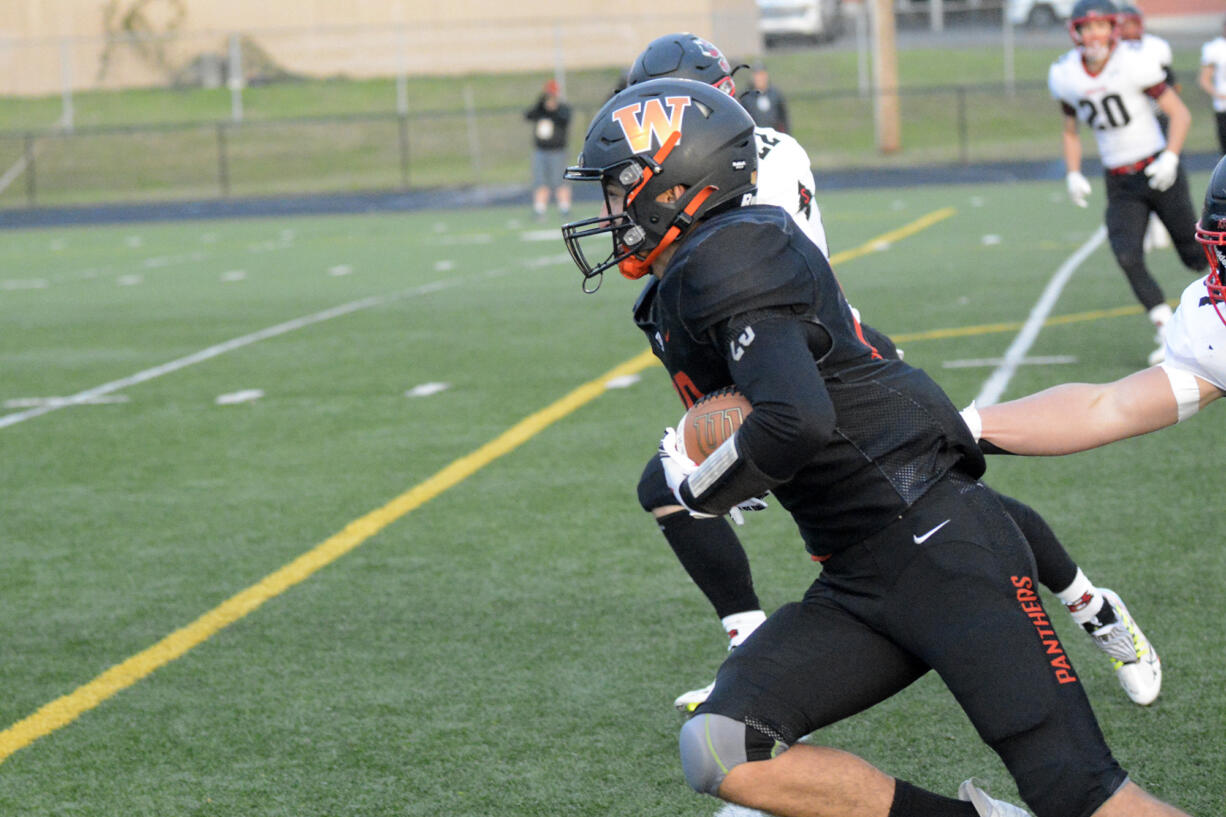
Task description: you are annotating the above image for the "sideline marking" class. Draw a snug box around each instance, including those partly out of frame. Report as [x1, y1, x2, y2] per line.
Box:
[0, 349, 658, 765]
[4, 395, 130, 409]
[215, 389, 264, 405]
[406, 382, 451, 398]
[0, 208, 957, 762]
[0, 263, 543, 431]
[974, 225, 1106, 407]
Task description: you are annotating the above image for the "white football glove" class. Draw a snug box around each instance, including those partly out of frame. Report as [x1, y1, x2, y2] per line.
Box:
[659, 427, 715, 519]
[658, 428, 767, 525]
[1144, 150, 1178, 192]
[1065, 171, 1091, 208]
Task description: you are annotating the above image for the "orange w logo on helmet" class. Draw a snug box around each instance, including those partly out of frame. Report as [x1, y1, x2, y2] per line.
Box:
[611, 96, 692, 154]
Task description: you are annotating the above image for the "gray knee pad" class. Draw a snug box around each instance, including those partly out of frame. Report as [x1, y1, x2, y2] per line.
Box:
[679, 713, 749, 796]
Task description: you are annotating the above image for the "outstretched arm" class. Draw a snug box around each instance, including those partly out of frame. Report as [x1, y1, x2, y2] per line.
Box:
[977, 366, 1222, 455]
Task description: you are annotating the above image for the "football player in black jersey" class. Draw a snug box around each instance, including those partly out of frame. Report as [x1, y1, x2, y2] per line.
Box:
[614, 33, 1159, 715]
[562, 78, 1193, 817]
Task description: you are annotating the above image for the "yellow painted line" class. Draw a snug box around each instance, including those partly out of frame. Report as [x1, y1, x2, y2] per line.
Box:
[893, 303, 1146, 344]
[0, 349, 658, 765]
[829, 206, 957, 265]
[0, 206, 960, 764]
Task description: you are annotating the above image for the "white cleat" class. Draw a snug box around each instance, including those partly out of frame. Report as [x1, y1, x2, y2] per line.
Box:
[958, 779, 1032, 817]
[713, 804, 770, 817]
[1147, 342, 1166, 366]
[1143, 214, 1171, 252]
[674, 681, 715, 713]
[1093, 588, 1162, 705]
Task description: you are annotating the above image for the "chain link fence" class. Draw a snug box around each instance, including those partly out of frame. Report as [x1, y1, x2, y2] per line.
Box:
[0, 81, 1066, 209]
[0, 13, 1221, 210]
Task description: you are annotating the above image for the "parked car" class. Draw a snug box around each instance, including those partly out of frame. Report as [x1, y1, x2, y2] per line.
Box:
[1007, 0, 1076, 27]
[758, 0, 844, 45]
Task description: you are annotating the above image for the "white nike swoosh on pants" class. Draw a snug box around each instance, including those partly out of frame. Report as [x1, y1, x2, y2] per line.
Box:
[912, 519, 950, 545]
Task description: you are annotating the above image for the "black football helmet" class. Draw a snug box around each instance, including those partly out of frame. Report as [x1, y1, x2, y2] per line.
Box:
[1196, 155, 1226, 326]
[1068, 0, 1118, 46]
[626, 33, 742, 97]
[560, 78, 757, 292]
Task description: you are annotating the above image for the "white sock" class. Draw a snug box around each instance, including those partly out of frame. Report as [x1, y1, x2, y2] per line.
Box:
[1148, 303, 1172, 331]
[722, 610, 767, 649]
[1057, 569, 1103, 627]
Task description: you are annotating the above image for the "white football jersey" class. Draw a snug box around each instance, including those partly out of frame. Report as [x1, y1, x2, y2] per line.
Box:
[1123, 35, 1172, 115]
[1163, 276, 1226, 391]
[1201, 36, 1226, 113]
[752, 127, 829, 258]
[1127, 34, 1172, 71]
[1048, 44, 1167, 168]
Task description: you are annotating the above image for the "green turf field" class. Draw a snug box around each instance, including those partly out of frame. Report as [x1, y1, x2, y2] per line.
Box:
[2, 178, 1223, 815]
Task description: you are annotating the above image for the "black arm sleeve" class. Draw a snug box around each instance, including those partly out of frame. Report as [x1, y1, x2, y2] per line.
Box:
[978, 439, 1016, 456]
[679, 311, 835, 514]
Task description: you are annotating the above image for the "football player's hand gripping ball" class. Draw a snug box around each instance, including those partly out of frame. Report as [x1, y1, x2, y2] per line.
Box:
[659, 427, 715, 519]
[658, 427, 767, 524]
[1066, 171, 1092, 207]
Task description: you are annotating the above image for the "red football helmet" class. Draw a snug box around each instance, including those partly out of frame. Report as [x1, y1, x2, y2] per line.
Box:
[1116, 4, 1144, 40]
[1196, 155, 1226, 326]
[1067, 0, 1118, 48]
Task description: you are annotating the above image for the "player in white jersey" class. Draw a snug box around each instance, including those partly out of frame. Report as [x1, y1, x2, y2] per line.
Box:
[1118, 5, 1173, 87]
[1117, 4, 1175, 252]
[1199, 16, 1226, 155]
[750, 125, 828, 256]
[963, 152, 1226, 455]
[1049, 0, 1206, 366]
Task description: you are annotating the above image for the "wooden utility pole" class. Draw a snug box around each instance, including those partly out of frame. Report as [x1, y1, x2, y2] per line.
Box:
[871, 0, 901, 154]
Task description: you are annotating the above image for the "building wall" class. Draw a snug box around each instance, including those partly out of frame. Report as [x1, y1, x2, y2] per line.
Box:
[0, 0, 761, 96]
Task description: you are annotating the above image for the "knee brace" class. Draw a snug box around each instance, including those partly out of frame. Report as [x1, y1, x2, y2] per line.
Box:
[637, 453, 676, 513]
[678, 713, 750, 796]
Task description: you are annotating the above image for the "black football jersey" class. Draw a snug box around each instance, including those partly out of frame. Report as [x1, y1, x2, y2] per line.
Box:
[635, 205, 984, 555]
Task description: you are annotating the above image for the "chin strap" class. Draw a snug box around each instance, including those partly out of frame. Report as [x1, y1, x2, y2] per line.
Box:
[618, 186, 717, 280]
[626, 131, 680, 206]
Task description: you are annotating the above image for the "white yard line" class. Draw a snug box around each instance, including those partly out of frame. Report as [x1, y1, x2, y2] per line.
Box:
[1, 254, 569, 430]
[0, 294, 393, 429]
[974, 226, 1106, 407]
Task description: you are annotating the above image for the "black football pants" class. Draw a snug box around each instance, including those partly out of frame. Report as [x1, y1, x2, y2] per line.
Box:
[1103, 163, 1205, 311]
[699, 475, 1127, 817]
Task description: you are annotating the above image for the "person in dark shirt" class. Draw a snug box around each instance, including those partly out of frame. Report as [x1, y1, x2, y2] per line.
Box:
[738, 67, 789, 133]
[561, 77, 1195, 817]
[524, 79, 572, 218]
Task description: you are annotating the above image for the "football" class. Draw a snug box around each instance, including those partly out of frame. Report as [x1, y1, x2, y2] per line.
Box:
[680, 387, 753, 464]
